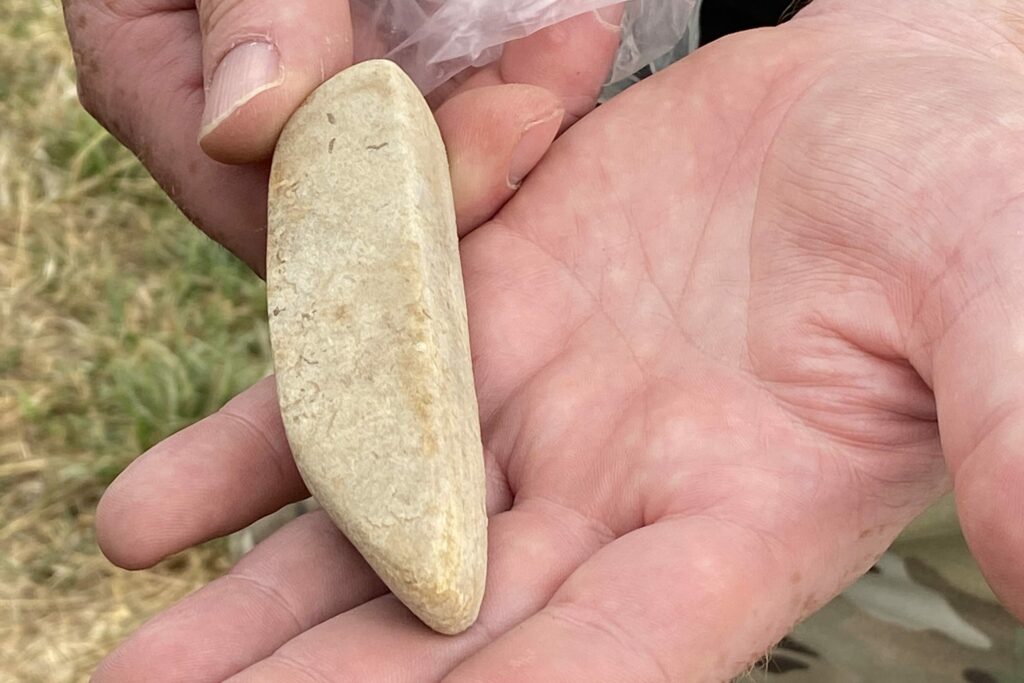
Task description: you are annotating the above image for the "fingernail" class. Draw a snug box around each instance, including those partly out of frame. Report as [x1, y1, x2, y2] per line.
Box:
[508, 109, 563, 188]
[200, 42, 282, 139]
[594, 4, 623, 32]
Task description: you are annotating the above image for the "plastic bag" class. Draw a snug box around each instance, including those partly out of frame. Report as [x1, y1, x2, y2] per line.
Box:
[351, 0, 700, 94]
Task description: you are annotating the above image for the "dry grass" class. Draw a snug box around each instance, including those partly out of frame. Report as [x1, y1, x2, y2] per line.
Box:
[0, 1, 270, 680]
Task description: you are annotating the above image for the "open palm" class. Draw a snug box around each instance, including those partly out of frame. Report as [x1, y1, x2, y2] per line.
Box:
[94, 1, 1024, 680]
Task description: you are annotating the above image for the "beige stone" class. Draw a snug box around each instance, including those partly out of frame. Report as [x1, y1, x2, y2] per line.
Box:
[266, 60, 487, 635]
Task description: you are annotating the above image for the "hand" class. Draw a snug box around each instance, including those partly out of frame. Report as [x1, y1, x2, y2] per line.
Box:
[62, 0, 624, 271]
[92, 0, 1024, 680]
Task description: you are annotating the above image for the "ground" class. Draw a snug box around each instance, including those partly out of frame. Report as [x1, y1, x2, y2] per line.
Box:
[0, 1, 269, 679]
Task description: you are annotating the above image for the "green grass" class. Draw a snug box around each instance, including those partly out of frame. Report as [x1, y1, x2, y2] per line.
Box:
[0, 1, 267, 679]
[1, 6, 270, 479]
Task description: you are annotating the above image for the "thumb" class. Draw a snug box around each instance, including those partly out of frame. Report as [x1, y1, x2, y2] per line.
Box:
[924, 211, 1024, 620]
[197, 0, 353, 164]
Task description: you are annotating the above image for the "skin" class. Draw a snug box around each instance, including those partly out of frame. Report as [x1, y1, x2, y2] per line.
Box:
[65, 0, 1024, 680]
[61, 0, 622, 269]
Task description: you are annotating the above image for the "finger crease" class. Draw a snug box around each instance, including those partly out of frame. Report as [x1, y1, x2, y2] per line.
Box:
[222, 572, 305, 634]
[218, 408, 293, 481]
[546, 605, 673, 683]
[525, 495, 617, 548]
[266, 652, 333, 683]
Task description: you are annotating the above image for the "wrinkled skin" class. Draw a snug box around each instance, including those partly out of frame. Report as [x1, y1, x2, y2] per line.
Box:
[80, 0, 1024, 680]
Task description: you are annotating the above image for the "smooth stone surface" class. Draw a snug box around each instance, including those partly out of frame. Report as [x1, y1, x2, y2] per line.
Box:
[266, 60, 487, 635]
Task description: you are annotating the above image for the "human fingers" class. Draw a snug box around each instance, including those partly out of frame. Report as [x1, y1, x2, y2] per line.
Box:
[441, 516, 863, 682]
[95, 377, 305, 569]
[500, 4, 625, 126]
[194, 0, 354, 163]
[94, 404, 520, 680]
[224, 498, 612, 682]
[435, 84, 562, 234]
[443, 5, 625, 128]
[64, 2, 559, 273]
[93, 510, 386, 682]
[97, 374, 517, 570]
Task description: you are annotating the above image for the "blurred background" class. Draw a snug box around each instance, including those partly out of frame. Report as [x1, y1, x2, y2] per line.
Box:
[0, 1, 270, 679]
[1, 0, 1020, 681]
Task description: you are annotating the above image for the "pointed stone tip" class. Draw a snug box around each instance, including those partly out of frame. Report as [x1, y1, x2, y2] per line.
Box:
[352, 509, 487, 635]
[411, 584, 483, 636]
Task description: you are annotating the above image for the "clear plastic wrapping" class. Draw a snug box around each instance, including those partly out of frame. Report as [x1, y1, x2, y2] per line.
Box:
[351, 0, 700, 94]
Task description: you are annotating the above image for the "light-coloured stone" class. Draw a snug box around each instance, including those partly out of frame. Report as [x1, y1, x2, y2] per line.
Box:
[266, 60, 487, 635]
